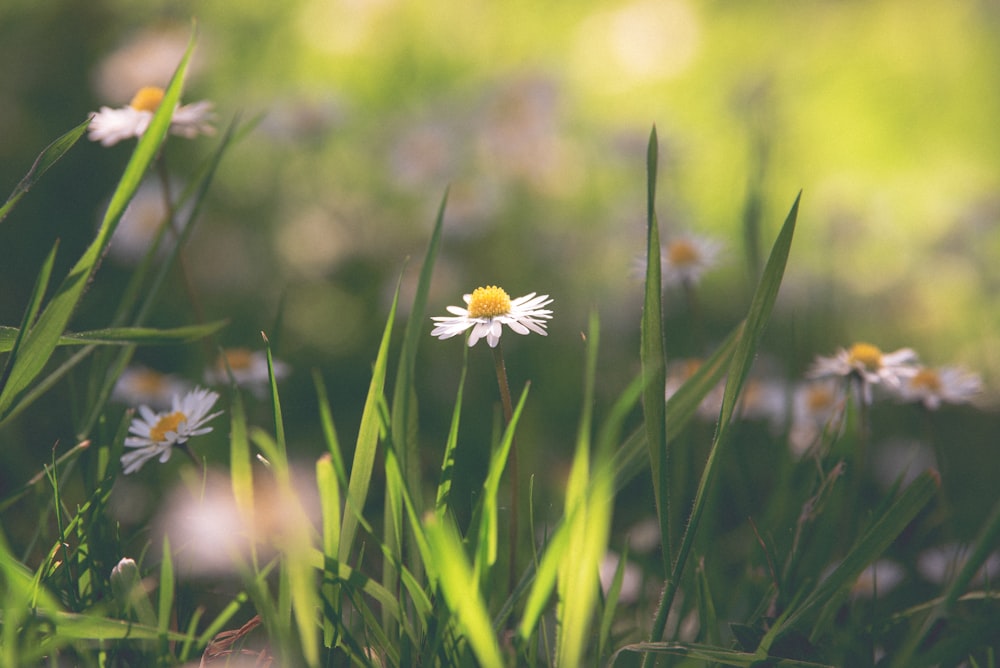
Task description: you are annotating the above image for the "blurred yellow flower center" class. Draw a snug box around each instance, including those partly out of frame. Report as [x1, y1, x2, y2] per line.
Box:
[910, 368, 941, 392]
[220, 348, 253, 371]
[129, 86, 165, 112]
[667, 239, 700, 266]
[807, 385, 836, 412]
[150, 411, 186, 442]
[847, 342, 883, 369]
[131, 369, 167, 394]
[468, 286, 512, 318]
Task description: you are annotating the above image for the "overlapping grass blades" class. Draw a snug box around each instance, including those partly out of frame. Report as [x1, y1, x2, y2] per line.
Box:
[641, 123, 801, 658]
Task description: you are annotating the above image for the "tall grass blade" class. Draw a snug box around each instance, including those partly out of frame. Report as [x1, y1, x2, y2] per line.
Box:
[474, 384, 530, 580]
[435, 348, 468, 519]
[158, 535, 176, 657]
[314, 369, 348, 487]
[0, 242, 58, 391]
[340, 287, 399, 563]
[645, 193, 800, 657]
[423, 514, 505, 668]
[0, 119, 90, 225]
[762, 470, 938, 653]
[640, 126, 671, 567]
[0, 321, 227, 351]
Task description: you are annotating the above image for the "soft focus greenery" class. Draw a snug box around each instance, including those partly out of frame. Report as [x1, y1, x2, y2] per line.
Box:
[1, 2, 999, 666]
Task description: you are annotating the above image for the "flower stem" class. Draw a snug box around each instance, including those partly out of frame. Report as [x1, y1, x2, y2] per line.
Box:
[491, 343, 519, 596]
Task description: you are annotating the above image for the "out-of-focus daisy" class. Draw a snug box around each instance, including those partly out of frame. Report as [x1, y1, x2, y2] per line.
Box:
[739, 377, 789, 433]
[850, 559, 906, 599]
[788, 378, 845, 457]
[205, 347, 290, 398]
[660, 234, 724, 287]
[431, 285, 553, 348]
[112, 365, 190, 411]
[88, 86, 215, 147]
[104, 178, 190, 266]
[664, 357, 723, 420]
[917, 543, 1000, 586]
[893, 365, 983, 410]
[599, 551, 644, 605]
[121, 387, 222, 474]
[92, 25, 203, 103]
[807, 342, 919, 403]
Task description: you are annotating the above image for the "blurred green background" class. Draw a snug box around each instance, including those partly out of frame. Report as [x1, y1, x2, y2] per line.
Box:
[1, 0, 998, 531]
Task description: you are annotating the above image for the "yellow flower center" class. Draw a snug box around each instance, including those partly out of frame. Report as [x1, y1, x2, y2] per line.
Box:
[220, 348, 254, 371]
[910, 368, 941, 392]
[129, 86, 165, 112]
[806, 385, 836, 412]
[467, 285, 512, 318]
[150, 411, 186, 442]
[131, 369, 167, 394]
[847, 342, 883, 369]
[667, 239, 700, 266]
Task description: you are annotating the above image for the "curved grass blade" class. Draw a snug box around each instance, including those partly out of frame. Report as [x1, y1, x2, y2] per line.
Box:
[0, 321, 228, 352]
[0, 119, 90, 225]
[645, 193, 800, 658]
[640, 126, 671, 567]
[0, 241, 58, 391]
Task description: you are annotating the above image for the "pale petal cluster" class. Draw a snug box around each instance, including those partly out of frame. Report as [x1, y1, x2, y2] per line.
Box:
[112, 365, 191, 411]
[431, 288, 553, 348]
[121, 387, 222, 474]
[204, 347, 290, 399]
[894, 365, 983, 410]
[88, 90, 215, 147]
[661, 234, 725, 287]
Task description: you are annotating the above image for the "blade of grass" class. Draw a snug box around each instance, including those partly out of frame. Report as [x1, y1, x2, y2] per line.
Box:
[645, 193, 800, 659]
[640, 126, 671, 569]
[474, 384, 530, 581]
[340, 287, 398, 563]
[0, 242, 58, 392]
[761, 470, 938, 653]
[423, 513, 505, 668]
[0, 119, 90, 225]
[158, 535, 176, 657]
[435, 346, 468, 520]
[890, 485, 1000, 668]
[0, 321, 227, 352]
[314, 369, 348, 488]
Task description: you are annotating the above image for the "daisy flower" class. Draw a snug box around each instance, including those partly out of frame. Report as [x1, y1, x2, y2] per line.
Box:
[661, 234, 724, 287]
[121, 387, 223, 474]
[88, 86, 215, 147]
[112, 365, 190, 411]
[807, 342, 919, 402]
[205, 347, 290, 398]
[430, 285, 553, 348]
[893, 365, 983, 410]
[788, 378, 846, 457]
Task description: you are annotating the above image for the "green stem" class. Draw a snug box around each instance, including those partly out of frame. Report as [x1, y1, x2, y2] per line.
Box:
[491, 342, 519, 597]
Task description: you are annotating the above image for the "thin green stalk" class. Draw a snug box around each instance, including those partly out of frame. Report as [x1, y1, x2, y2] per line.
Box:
[491, 342, 519, 598]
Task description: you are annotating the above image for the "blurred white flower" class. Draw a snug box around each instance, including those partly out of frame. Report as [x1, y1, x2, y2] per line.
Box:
[431, 285, 553, 348]
[788, 378, 845, 457]
[807, 342, 919, 403]
[205, 348, 289, 399]
[112, 366, 191, 411]
[917, 543, 1000, 586]
[738, 377, 789, 432]
[104, 178, 190, 266]
[92, 26, 202, 103]
[121, 387, 222, 474]
[893, 365, 983, 410]
[851, 559, 905, 598]
[664, 358, 723, 420]
[155, 469, 319, 577]
[660, 234, 724, 287]
[88, 86, 215, 147]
